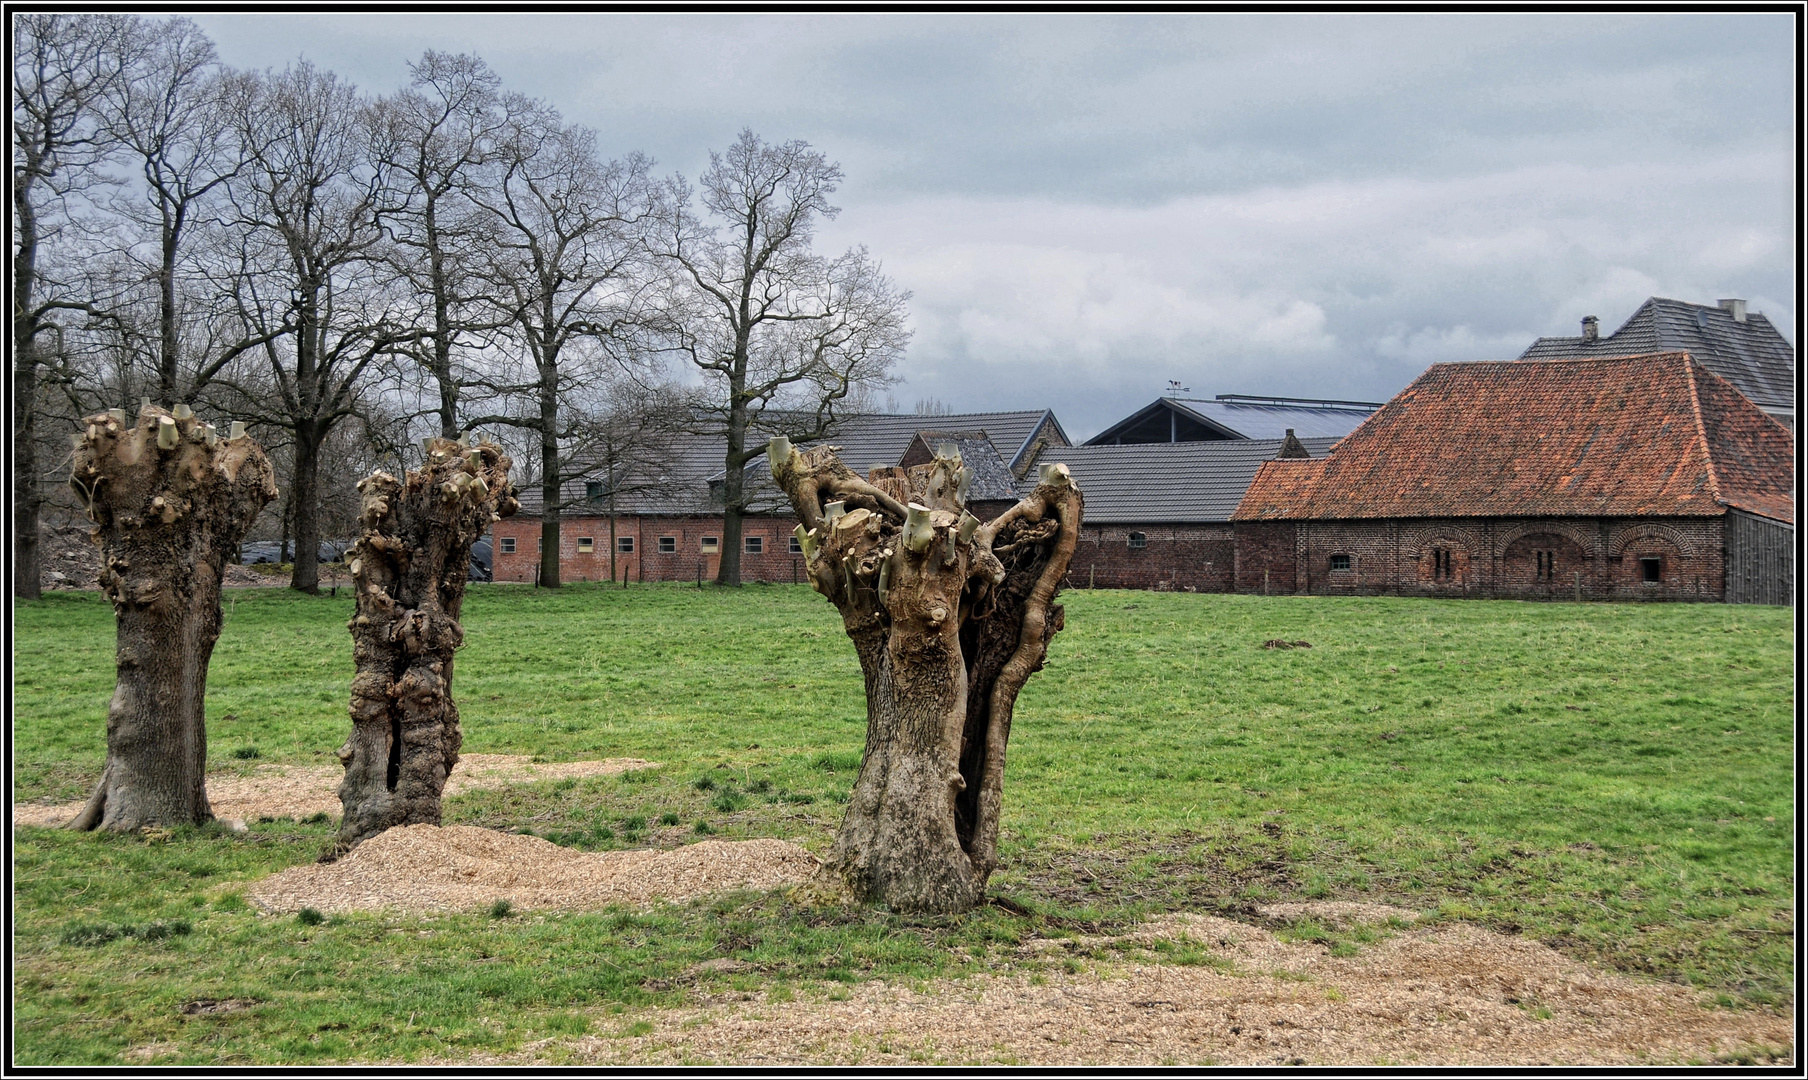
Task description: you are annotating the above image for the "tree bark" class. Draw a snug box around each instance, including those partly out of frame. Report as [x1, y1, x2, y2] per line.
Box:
[770, 439, 1082, 913]
[716, 389, 748, 586]
[14, 164, 45, 602]
[14, 343, 43, 602]
[158, 217, 181, 406]
[65, 406, 278, 830]
[289, 419, 322, 594]
[537, 364, 562, 588]
[335, 436, 517, 849]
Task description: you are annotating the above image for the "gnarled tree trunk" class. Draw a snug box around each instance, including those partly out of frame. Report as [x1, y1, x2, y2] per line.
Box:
[336, 437, 517, 849]
[770, 437, 1082, 913]
[66, 406, 278, 831]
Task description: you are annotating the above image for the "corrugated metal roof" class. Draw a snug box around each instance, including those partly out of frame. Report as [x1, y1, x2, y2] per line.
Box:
[1170, 399, 1380, 439]
[1026, 437, 1340, 523]
[1519, 297, 1795, 410]
[1084, 396, 1379, 443]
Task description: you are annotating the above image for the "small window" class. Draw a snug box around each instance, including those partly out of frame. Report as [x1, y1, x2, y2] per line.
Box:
[617, 536, 634, 554]
[1127, 531, 1147, 549]
[577, 537, 594, 553]
[1640, 556, 1661, 583]
[1432, 547, 1451, 581]
[499, 536, 516, 555]
[1329, 554, 1352, 572]
[701, 536, 720, 553]
[745, 535, 764, 554]
[584, 480, 602, 500]
[1535, 550, 1556, 581]
[658, 536, 676, 554]
[789, 534, 804, 554]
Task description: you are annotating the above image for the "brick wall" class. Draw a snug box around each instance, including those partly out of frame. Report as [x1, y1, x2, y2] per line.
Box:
[1232, 522, 1297, 595]
[493, 511, 1731, 600]
[1064, 523, 1234, 591]
[490, 514, 812, 584]
[1230, 516, 1726, 601]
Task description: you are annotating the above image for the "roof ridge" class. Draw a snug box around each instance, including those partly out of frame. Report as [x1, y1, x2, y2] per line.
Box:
[1681, 354, 1723, 504]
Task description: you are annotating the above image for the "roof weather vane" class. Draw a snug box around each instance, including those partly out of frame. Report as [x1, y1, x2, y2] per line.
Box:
[1167, 380, 1191, 394]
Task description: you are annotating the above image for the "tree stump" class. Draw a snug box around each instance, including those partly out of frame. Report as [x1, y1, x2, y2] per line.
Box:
[335, 437, 517, 850]
[769, 437, 1083, 913]
[66, 405, 277, 831]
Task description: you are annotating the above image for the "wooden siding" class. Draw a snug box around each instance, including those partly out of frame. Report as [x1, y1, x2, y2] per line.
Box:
[1725, 510, 1794, 606]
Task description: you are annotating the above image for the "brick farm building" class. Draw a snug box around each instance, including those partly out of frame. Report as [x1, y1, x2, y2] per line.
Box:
[490, 410, 1068, 586]
[489, 347, 1791, 604]
[1231, 353, 1795, 604]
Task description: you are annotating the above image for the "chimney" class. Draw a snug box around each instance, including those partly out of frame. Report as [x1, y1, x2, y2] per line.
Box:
[1276, 428, 1311, 460]
[1580, 315, 1599, 342]
[1718, 298, 1747, 323]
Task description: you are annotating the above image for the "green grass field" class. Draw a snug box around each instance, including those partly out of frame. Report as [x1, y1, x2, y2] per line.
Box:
[11, 584, 1795, 1064]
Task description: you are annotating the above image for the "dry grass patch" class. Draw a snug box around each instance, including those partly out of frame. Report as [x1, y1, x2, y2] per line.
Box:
[12, 754, 657, 828]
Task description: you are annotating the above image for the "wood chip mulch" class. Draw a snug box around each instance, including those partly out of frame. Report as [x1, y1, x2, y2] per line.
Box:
[433, 907, 1792, 1067]
[246, 825, 820, 914]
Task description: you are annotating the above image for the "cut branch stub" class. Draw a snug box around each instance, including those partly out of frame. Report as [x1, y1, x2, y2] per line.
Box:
[65, 407, 277, 831]
[335, 437, 518, 850]
[770, 439, 1083, 913]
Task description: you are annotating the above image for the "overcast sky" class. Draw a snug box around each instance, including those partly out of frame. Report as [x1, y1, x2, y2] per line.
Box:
[190, 12, 1796, 438]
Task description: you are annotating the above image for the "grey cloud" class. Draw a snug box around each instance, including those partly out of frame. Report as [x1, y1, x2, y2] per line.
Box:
[193, 14, 1793, 200]
[185, 12, 1795, 437]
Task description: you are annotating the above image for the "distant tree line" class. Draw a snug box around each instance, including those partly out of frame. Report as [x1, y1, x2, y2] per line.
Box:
[13, 13, 909, 596]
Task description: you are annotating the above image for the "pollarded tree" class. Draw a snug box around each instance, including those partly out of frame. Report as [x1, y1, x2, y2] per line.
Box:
[769, 437, 1083, 913]
[66, 404, 277, 830]
[335, 436, 518, 849]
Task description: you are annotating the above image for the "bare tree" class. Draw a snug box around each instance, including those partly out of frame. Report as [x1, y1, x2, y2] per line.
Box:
[461, 101, 653, 588]
[103, 16, 280, 408]
[770, 441, 1083, 912]
[368, 51, 510, 439]
[13, 12, 128, 599]
[648, 129, 908, 587]
[220, 61, 406, 594]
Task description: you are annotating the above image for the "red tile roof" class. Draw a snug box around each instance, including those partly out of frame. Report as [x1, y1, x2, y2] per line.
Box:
[1233, 353, 1795, 524]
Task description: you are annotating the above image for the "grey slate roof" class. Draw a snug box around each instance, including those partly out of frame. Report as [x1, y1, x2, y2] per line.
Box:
[903, 433, 1019, 502]
[823, 410, 1069, 476]
[1084, 396, 1380, 443]
[1518, 297, 1795, 410]
[1027, 437, 1341, 523]
[516, 409, 1064, 518]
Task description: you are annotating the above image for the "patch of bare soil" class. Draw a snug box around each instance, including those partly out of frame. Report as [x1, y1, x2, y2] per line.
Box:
[246, 825, 819, 914]
[11, 754, 657, 828]
[38, 512, 100, 590]
[36, 508, 294, 590]
[444, 905, 1792, 1068]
